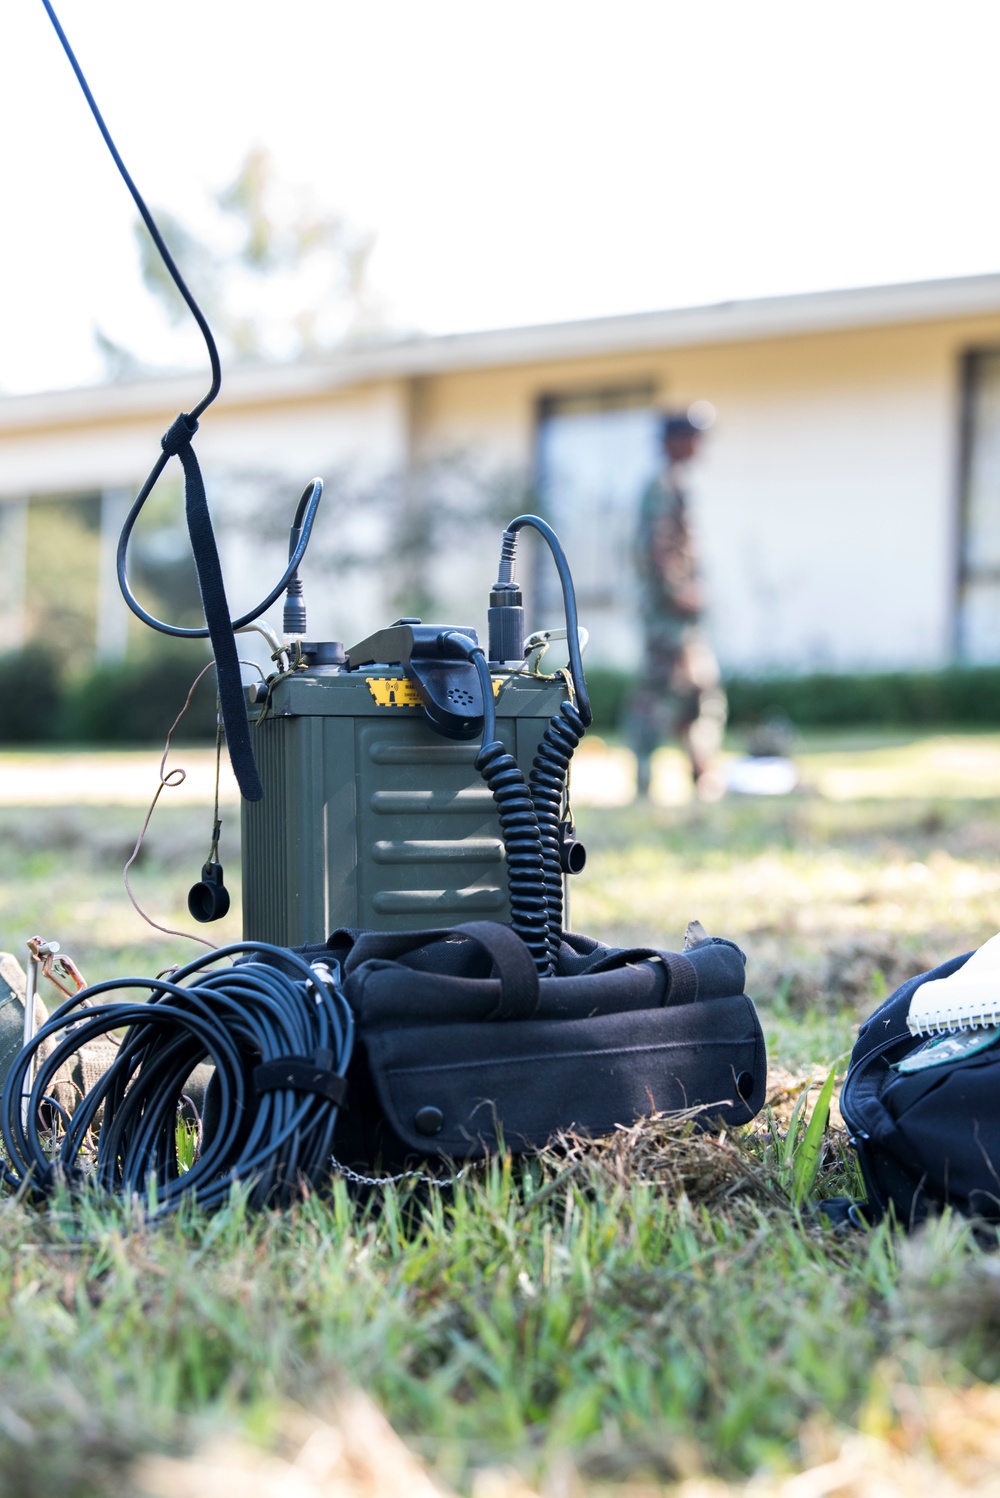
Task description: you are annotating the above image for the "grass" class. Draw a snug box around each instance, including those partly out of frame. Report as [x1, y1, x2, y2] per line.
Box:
[1, 733, 1000, 1494]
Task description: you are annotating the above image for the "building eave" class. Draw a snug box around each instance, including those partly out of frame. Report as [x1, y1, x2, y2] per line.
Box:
[4, 271, 1000, 435]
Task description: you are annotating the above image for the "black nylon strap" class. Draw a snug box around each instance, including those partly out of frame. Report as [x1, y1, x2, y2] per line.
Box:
[661, 952, 699, 1004]
[162, 414, 263, 802]
[254, 1049, 347, 1103]
[343, 926, 468, 967]
[455, 920, 540, 1021]
[343, 920, 540, 1022]
[582, 945, 699, 1004]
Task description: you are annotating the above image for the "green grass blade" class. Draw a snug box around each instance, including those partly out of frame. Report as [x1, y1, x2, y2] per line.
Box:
[791, 1063, 838, 1207]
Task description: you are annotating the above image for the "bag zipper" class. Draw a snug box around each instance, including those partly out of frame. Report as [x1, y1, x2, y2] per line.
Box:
[839, 1028, 914, 1219]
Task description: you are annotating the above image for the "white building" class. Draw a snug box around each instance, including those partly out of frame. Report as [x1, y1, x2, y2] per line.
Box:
[3, 271, 1000, 677]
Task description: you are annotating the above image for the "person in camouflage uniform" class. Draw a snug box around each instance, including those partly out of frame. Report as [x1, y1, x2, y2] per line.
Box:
[628, 412, 727, 799]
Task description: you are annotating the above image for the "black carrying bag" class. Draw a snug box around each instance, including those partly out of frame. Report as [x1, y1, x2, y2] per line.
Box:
[840, 950, 1000, 1226]
[297, 920, 767, 1169]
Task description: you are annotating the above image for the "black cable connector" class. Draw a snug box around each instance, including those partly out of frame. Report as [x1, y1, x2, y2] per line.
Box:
[282, 480, 318, 636]
[487, 531, 525, 663]
[500, 517, 592, 727]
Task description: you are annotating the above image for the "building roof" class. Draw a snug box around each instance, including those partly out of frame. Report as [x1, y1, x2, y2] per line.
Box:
[4, 270, 1000, 433]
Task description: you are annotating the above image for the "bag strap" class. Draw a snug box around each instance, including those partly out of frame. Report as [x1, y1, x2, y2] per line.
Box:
[458, 921, 540, 1020]
[660, 952, 698, 1003]
[582, 946, 699, 1004]
[344, 920, 540, 1021]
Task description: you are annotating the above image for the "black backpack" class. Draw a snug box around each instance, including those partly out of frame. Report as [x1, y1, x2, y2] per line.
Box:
[293, 920, 768, 1170]
[841, 951, 1000, 1226]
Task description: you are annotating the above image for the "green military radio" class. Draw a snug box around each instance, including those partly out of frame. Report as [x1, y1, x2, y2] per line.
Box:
[239, 511, 591, 971]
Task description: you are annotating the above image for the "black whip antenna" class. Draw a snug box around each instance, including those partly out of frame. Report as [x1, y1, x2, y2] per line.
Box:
[38, 0, 221, 418]
[38, 0, 324, 802]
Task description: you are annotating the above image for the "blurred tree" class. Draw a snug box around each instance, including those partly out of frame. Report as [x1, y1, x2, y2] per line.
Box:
[218, 452, 534, 628]
[95, 148, 383, 375]
[24, 495, 101, 674]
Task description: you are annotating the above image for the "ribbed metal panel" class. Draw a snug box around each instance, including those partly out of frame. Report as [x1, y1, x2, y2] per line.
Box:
[356, 719, 505, 928]
[242, 721, 291, 946]
[242, 716, 334, 946]
[242, 668, 566, 946]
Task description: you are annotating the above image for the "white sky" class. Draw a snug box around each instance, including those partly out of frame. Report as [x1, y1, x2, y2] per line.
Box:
[3, 0, 1000, 395]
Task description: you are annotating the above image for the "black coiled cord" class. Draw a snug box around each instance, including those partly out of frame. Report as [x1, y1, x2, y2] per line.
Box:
[474, 741, 550, 971]
[447, 509, 594, 976]
[440, 637, 550, 973]
[528, 699, 588, 967]
[1, 943, 353, 1217]
[498, 516, 593, 970]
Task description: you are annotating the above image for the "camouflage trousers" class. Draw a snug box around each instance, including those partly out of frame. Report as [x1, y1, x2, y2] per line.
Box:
[626, 619, 728, 786]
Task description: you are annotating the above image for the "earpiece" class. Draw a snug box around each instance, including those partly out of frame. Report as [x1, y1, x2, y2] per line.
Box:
[187, 862, 231, 922]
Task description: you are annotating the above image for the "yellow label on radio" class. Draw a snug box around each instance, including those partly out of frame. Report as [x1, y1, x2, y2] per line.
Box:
[365, 677, 422, 707]
[366, 675, 507, 706]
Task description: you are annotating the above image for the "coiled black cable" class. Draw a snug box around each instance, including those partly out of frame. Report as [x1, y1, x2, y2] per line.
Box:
[528, 700, 588, 966]
[439, 636, 550, 972]
[475, 740, 550, 971]
[1, 943, 353, 1217]
[495, 516, 593, 967]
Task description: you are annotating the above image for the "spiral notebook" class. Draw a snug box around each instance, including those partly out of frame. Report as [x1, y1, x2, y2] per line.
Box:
[907, 932, 1000, 1036]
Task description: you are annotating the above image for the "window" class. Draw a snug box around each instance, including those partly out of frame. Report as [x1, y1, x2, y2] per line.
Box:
[8, 482, 200, 669]
[958, 350, 1000, 661]
[535, 386, 660, 661]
